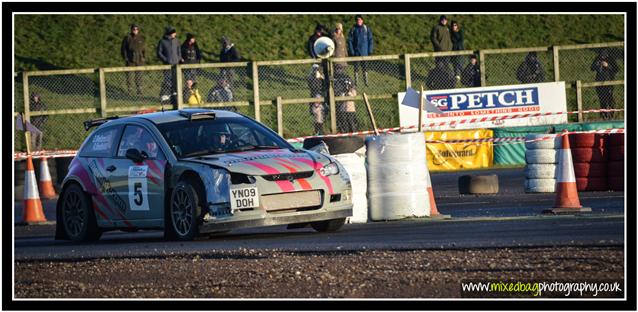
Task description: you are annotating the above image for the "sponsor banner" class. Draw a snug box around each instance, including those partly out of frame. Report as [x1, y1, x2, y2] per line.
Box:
[425, 129, 493, 171]
[399, 82, 568, 131]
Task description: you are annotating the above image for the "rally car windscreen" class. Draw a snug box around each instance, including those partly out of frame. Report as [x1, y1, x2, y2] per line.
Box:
[156, 117, 293, 158]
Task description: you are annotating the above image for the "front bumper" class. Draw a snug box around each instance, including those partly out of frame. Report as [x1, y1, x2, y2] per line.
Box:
[198, 202, 352, 233]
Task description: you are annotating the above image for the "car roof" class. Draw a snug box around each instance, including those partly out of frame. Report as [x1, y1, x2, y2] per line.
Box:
[102, 109, 244, 127]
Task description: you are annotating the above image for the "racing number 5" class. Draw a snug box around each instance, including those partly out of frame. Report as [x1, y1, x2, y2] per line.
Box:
[134, 182, 143, 206]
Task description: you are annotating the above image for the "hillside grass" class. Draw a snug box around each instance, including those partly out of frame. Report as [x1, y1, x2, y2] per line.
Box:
[14, 14, 624, 71]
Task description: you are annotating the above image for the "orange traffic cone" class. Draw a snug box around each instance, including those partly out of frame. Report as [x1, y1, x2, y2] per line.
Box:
[21, 155, 48, 224]
[544, 131, 591, 214]
[425, 165, 451, 219]
[38, 156, 57, 199]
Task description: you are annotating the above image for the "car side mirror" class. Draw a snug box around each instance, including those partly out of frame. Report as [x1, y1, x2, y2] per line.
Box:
[125, 148, 146, 163]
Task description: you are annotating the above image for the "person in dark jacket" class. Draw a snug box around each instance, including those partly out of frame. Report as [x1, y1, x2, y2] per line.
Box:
[516, 52, 546, 84]
[426, 59, 456, 90]
[121, 23, 146, 95]
[307, 24, 328, 59]
[430, 15, 453, 73]
[591, 49, 619, 120]
[181, 33, 202, 82]
[29, 93, 47, 151]
[219, 36, 241, 85]
[208, 78, 237, 112]
[461, 54, 481, 87]
[450, 20, 465, 79]
[348, 15, 373, 86]
[157, 26, 182, 104]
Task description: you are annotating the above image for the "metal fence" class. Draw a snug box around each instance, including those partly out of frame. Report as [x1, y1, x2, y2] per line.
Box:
[14, 41, 625, 152]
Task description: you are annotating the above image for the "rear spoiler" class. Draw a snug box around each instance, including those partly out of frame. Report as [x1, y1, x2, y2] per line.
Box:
[179, 110, 216, 121]
[83, 116, 120, 131]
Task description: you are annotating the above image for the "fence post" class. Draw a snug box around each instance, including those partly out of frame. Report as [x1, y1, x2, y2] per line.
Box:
[325, 59, 337, 134]
[252, 62, 261, 121]
[22, 72, 31, 122]
[553, 46, 560, 82]
[404, 54, 412, 90]
[276, 96, 283, 136]
[98, 68, 108, 118]
[175, 65, 183, 110]
[478, 50, 487, 87]
[576, 80, 583, 122]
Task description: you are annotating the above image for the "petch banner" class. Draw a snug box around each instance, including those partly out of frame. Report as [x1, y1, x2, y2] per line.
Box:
[398, 82, 568, 131]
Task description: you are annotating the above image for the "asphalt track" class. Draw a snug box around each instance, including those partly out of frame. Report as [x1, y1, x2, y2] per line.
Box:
[14, 168, 625, 260]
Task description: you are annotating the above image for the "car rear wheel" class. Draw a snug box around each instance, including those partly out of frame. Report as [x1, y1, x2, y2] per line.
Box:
[167, 180, 200, 241]
[61, 184, 101, 242]
[311, 218, 346, 232]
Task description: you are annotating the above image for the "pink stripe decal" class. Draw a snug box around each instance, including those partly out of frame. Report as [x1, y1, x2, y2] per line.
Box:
[291, 157, 333, 194]
[145, 159, 164, 178]
[243, 161, 295, 192]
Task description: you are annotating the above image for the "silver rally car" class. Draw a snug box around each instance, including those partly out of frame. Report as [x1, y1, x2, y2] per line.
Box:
[56, 109, 353, 241]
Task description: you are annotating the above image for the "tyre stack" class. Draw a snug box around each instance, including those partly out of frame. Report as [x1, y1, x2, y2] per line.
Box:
[607, 133, 624, 191]
[524, 134, 559, 193]
[569, 133, 608, 191]
[303, 136, 368, 223]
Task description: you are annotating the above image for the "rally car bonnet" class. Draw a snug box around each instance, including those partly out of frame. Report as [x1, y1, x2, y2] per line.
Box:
[182, 148, 333, 176]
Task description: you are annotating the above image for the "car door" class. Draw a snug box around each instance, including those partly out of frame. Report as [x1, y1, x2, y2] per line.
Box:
[107, 124, 166, 223]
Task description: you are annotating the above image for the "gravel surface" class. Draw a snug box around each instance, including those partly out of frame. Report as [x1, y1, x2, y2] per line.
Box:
[15, 246, 623, 298]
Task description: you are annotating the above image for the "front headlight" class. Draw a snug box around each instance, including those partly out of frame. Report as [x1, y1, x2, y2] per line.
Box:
[319, 162, 340, 176]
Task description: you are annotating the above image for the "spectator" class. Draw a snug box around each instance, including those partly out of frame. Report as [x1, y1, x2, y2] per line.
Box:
[120, 23, 146, 95]
[430, 15, 453, 68]
[461, 54, 481, 87]
[183, 79, 202, 106]
[331, 22, 348, 72]
[591, 49, 619, 120]
[219, 36, 241, 85]
[29, 93, 47, 151]
[307, 64, 326, 135]
[450, 20, 465, 80]
[208, 78, 237, 112]
[336, 77, 358, 133]
[307, 24, 328, 59]
[516, 52, 546, 83]
[157, 26, 183, 104]
[426, 59, 456, 90]
[348, 15, 373, 86]
[181, 33, 202, 82]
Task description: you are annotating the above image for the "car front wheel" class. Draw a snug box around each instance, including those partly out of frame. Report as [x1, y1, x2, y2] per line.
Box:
[167, 180, 201, 241]
[311, 218, 346, 233]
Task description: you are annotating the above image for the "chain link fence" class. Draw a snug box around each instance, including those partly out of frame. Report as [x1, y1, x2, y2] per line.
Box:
[14, 42, 625, 153]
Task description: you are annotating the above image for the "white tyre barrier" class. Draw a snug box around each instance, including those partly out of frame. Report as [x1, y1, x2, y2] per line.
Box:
[524, 178, 556, 193]
[332, 153, 368, 224]
[525, 149, 559, 164]
[524, 134, 560, 150]
[366, 133, 429, 221]
[524, 164, 557, 179]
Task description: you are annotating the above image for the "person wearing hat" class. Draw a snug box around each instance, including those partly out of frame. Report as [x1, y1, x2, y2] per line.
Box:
[181, 33, 202, 81]
[157, 26, 183, 104]
[331, 23, 347, 59]
[347, 14, 374, 86]
[430, 15, 453, 71]
[461, 54, 481, 87]
[307, 24, 328, 59]
[516, 51, 545, 84]
[591, 49, 619, 120]
[121, 23, 146, 95]
[219, 36, 241, 85]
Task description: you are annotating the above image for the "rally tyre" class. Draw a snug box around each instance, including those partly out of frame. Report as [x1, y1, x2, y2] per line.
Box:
[458, 175, 499, 194]
[61, 183, 101, 242]
[524, 178, 556, 193]
[607, 146, 624, 161]
[576, 177, 608, 192]
[524, 134, 560, 150]
[525, 149, 558, 164]
[568, 133, 606, 148]
[608, 133, 624, 147]
[571, 148, 607, 163]
[573, 162, 607, 178]
[303, 136, 365, 155]
[311, 218, 346, 232]
[524, 164, 557, 179]
[166, 180, 201, 241]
